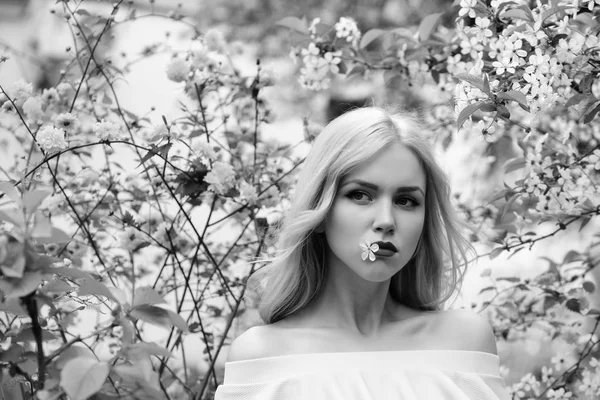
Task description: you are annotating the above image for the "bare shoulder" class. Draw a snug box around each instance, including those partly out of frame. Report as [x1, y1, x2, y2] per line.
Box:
[226, 325, 278, 363]
[437, 308, 498, 355]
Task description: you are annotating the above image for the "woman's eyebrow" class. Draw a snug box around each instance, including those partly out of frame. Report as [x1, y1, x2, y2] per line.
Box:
[341, 179, 425, 196]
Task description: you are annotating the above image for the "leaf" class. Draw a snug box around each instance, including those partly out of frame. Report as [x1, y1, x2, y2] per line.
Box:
[60, 358, 109, 400]
[457, 101, 486, 130]
[51, 267, 93, 281]
[479, 286, 496, 293]
[0, 207, 25, 228]
[120, 317, 135, 345]
[275, 16, 308, 34]
[31, 212, 52, 240]
[579, 216, 592, 232]
[496, 91, 529, 111]
[133, 286, 166, 307]
[0, 298, 28, 315]
[0, 181, 21, 205]
[496, 276, 520, 282]
[482, 75, 491, 97]
[78, 278, 119, 303]
[22, 189, 51, 215]
[34, 227, 71, 245]
[0, 344, 23, 362]
[563, 250, 581, 263]
[503, 157, 526, 173]
[499, 193, 521, 221]
[42, 279, 74, 294]
[542, 5, 574, 21]
[583, 102, 600, 123]
[565, 93, 590, 108]
[0, 272, 43, 298]
[565, 298, 581, 313]
[108, 286, 129, 306]
[489, 247, 504, 260]
[346, 64, 366, 77]
[136, 144, 171, 168]
[13, 327, 59, 342]
[129, 305, 189, 332]
[418, 13, 443, 41]
[487, 188, 510, 204]
[360, 29, 386, 49]
[502, 8, 533, 22]
[579, 74, 596, 95]
[583, 281, 595, 293]
[55, 345, 95, 370]
[497, 104, 511, 119]
[125, 342, 171, 358]
[29, 254, 61, 272]
[480, 102, 497, 112]
[454, 73, 487, 93]
[74, 8, 92, 16]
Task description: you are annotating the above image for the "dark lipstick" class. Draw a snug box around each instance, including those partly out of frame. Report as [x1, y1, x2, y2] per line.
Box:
[373, 241, 397, 253]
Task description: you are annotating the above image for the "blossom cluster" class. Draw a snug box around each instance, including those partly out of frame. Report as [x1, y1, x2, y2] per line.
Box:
[289, 16, 361, 90]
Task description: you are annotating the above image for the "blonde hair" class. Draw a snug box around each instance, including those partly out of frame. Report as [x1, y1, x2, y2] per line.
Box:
[249, 107, 473, 324]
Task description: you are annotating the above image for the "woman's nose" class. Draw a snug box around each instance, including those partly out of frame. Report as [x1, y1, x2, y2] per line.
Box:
[373, 201, 395, 233]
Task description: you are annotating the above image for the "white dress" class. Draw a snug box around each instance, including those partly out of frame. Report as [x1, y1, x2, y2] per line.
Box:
[214, 350, 511, 400]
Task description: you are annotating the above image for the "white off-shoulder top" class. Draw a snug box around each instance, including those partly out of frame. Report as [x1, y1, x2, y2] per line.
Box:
[214, 350, 511, 400]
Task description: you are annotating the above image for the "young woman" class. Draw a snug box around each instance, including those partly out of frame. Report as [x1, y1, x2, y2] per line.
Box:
[214, 107, 511, 400]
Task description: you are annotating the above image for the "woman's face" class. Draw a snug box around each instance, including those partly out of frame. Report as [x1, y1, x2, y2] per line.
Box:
[323, 142, 426, 281]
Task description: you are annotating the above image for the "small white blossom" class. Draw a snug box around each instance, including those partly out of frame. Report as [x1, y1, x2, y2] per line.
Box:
[584, 0, 600, 11]
[334, 17, 361, 48]
[41, 87, 59, 104]
[546, 388, 572, 400]
[11, 79, 33, 106]
[239, 180, 258, 205]
[166, 57, 189, 82]
[119, 226, 146, 251]
[298, 43, 342, 91]
[193, 139, 218, 161]
[204, 29, 226, 53]
[37, 126, 68, 153]
[22, 96, 44, 121]
[1, 100, 15, 113]
[459, 0, 478, 18]
[550, 352, 576, 373]
[587, 149, 600, 170]
[578, 368, 600, 398]
[190, 41, 209, 68]
[258, 65, 276, 87]
[56, 82, 72, 98]
[360, 241, 379, 261]
[205, 161, 236, 195]
[308, 18, 320, 38]
[94, 119, 121, 140]
[54, 112, 78, 132]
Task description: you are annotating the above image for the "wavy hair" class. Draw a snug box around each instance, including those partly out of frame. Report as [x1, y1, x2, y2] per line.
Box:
[249, 107, 474, 325]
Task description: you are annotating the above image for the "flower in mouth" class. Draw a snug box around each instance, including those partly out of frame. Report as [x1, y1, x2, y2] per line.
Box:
[360, 241, 379, 262]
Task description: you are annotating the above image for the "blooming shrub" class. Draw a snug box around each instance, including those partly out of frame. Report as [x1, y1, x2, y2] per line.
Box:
[280, 2, 600, 399]
[0, 1, 296, 399]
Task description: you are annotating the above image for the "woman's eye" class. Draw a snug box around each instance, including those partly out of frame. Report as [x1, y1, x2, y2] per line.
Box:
[348, 191, 370, 202]
[396, 197, 418, 207]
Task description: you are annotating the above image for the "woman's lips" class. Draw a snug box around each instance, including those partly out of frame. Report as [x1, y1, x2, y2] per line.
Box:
[373, 241, 397, 257]
[373, 241, 397, 252]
